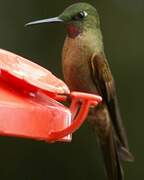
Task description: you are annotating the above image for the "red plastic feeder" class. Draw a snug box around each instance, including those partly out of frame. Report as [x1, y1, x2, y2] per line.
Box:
[0, 49, 102, 143]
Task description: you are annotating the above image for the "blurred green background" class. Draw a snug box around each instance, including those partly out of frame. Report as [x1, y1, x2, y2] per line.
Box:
[0, 0, 143, 179]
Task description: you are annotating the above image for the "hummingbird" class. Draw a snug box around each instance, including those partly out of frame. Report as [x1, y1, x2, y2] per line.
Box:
[26, 2, 134, 180]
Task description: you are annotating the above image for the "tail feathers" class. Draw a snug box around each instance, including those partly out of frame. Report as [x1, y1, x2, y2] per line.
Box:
[119, 146, 134, 162]
[100, 130, 124, 180]
[108, 96, 134, 162]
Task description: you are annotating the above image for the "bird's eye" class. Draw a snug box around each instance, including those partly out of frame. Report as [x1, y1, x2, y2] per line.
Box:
[72, 11, 88, 21]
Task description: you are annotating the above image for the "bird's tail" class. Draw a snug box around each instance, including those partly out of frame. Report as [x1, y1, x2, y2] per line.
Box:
[99, 128, 124, 180]
[89, 104, 124, 180]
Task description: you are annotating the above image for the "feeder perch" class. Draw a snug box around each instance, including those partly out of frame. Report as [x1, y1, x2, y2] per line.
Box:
[0, 49, 102, 143]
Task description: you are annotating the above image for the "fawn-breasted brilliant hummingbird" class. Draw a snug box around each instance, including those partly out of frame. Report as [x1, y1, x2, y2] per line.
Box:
[26, 2, 134, 180]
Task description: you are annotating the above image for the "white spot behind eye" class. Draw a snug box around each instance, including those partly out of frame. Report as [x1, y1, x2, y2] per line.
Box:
[83, 11, 88, 17]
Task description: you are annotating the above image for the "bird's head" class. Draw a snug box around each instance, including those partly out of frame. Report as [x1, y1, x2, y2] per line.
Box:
[26, 2, 100, 38]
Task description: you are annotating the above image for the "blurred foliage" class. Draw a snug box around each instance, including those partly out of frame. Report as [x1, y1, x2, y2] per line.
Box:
[0, 0, 143, 180]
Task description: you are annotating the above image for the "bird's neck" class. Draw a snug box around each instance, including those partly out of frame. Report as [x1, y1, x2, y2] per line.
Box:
[67, 29, 104, 54]
[66, 23, 103, 54]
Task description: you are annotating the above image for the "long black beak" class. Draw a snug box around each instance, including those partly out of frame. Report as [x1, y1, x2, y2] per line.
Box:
[25, 17, 63, 26]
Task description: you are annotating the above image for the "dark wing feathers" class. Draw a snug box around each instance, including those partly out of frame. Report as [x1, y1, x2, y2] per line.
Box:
[90, 53, 133, 161]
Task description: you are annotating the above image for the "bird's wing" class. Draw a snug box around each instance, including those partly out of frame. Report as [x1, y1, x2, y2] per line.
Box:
[90, 53, 133, 161]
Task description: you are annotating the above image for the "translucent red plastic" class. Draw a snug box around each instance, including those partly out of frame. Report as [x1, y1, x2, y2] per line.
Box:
[0, 49, 102, 142]
[48, 92, 102, 141]
[0, 49, 69, 96]
[0, 78, 71, 142]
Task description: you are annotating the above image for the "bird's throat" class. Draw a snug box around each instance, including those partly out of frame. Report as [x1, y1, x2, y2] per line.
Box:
[67, 24, 81, 38]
